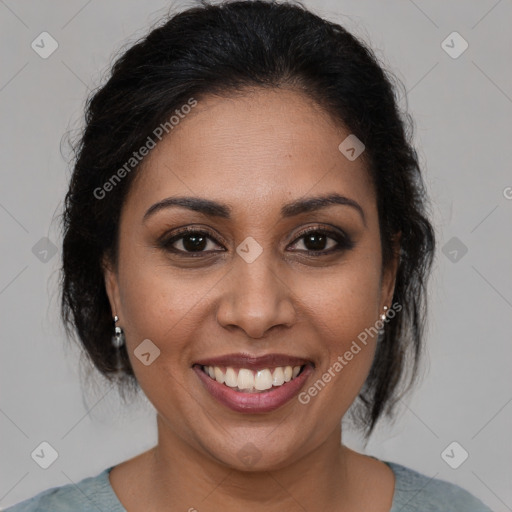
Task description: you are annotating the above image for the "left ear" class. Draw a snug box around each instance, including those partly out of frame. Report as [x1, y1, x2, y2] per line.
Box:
[380, 231, 401, 309]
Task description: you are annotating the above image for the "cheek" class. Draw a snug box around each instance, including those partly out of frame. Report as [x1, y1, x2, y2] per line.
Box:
[300, 253, 382, 385]
[113, 251, 198, 372]
[117, 242, 214, 336]
[302, 255, 383, 337]
[296, 280, 381, 420]
[115, 260, 204, 411]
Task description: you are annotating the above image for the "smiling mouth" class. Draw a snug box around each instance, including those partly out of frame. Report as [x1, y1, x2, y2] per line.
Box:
[196, 364, 308, 393]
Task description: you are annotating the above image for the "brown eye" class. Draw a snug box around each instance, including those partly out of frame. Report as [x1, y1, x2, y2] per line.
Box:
[298, 232, 335, 251]
[161, 229, 224, 254]
[288, 228, 354, 255]
[179, 233, 209, 252]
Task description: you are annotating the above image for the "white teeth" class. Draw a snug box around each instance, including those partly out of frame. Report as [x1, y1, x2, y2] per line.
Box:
[214, 366, 225, 384]
[202, 364, 305, 392]
[272, 367, 285, 386]
[254, 369, 273, 390]
[224, 367, 238, 387]
[237, 368, 254, 390]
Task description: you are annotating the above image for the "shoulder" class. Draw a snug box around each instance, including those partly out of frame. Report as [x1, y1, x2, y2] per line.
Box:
[3, 467, 124, 512]
[385, 461, 494, 512]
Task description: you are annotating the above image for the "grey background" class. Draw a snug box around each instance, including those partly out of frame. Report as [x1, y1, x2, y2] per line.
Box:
[1, 0, 511, 510]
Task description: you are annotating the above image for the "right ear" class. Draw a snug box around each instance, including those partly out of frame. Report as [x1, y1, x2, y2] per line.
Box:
[102, 255, 122, 320]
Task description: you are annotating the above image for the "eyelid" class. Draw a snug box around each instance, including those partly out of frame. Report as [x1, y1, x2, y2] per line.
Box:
[291, 225, 346, 241]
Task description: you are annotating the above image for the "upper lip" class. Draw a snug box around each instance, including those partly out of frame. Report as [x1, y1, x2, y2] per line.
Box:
[194, 353, 313, 370]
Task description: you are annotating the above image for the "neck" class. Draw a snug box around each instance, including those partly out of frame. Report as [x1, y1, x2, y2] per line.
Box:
[148, 414, 355, 511]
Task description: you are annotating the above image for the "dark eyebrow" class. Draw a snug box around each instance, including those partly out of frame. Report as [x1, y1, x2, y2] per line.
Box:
[281, 193, 366, 225]
[143, 193, 365, 225]
[144, 197, 231, 221]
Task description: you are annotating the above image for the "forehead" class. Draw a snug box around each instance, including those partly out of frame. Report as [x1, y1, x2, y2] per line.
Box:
[128, 88, 375, 218]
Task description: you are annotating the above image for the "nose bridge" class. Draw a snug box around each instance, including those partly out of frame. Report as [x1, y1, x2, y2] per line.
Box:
[216, 241, 296, 337]
[237, 245, 278, 297]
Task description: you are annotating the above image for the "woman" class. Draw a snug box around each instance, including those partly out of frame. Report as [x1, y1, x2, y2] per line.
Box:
[6, 1, 494, 510]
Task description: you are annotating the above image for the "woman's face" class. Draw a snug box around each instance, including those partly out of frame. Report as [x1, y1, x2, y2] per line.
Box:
[105, 88, 398, 470]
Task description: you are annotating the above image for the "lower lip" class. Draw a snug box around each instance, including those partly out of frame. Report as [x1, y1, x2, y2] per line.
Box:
[193, 364, 314, 413]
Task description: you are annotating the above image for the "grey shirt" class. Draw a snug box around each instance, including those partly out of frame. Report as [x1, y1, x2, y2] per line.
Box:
[4, 460, 493, 511]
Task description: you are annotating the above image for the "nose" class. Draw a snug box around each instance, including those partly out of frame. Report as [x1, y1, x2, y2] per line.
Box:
[215, 249, 297, 339]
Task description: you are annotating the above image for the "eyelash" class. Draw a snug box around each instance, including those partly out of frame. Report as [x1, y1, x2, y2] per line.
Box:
[159, 226, 354, 257]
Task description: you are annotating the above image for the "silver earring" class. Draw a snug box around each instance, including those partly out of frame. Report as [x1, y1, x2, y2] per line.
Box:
[378, 306, 388, 340]
[112, 315, 125, 373]
[112, 315, 125, 348]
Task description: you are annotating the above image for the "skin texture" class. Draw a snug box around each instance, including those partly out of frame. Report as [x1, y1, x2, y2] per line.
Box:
[104, 88, 399, 511]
